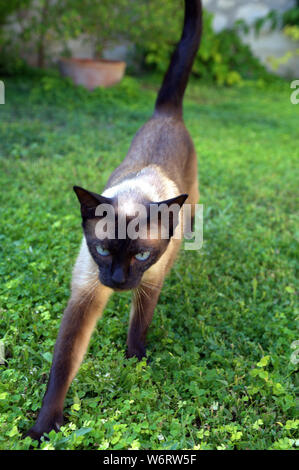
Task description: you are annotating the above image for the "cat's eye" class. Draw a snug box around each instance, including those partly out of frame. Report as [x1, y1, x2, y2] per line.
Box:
[96, 245, 110, 257]
[135, 251, 150, 261]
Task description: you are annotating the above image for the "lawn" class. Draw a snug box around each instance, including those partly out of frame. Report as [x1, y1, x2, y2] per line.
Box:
[0, 73, 298, 450]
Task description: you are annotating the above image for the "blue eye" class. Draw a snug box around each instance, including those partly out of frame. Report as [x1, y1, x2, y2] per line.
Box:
[135, 251, 150, 261]
[96, 245, 110, 257]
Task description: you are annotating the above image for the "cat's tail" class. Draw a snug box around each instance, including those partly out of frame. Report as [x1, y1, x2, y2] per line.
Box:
[155, 0, 202, 118]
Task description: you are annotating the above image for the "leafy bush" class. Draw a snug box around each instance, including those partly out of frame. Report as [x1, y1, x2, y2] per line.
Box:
[0, 0, 31, 74]
[0, 0, 31, 26]
[0, 0, 182, 70]
[282, 0, 299, 27]
[277, 2, 299, 69]
[253, 1, 299, 72]
[142, 8, 271, 85]
[0, 0, 270, 85]
[0, 0, 84, 69]
[29, 73, 142, 110]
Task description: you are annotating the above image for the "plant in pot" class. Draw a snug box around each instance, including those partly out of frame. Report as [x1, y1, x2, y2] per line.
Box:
[58, 0, 184, 90]
[59, 0, 135, 90]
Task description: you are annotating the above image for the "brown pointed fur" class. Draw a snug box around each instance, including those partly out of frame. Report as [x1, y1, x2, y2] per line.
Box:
[27, 0, 202, 441]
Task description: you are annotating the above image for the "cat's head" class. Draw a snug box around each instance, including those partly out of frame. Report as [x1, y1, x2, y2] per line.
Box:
[73, 186, 187, 290]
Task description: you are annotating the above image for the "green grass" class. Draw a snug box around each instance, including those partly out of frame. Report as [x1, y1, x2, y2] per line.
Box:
[0, 73, 298, 450]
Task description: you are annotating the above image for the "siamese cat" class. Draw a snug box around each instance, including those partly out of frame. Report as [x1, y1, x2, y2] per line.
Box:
[27, 0, 202, 441]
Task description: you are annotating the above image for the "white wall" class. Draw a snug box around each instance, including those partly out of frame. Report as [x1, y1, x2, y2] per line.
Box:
[202, 0, 299, 78]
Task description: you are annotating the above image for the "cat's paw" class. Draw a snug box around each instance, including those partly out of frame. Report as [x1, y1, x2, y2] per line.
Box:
[126, 345, 146, 361]
[25, 415, 63, 442]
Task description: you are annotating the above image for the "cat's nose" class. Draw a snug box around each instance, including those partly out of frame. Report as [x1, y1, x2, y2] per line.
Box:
[111, 266, 126, 285]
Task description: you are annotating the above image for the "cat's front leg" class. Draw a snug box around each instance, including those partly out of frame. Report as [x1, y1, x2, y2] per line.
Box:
[27, 283, 111, 441]
[127, 282, 162, 360]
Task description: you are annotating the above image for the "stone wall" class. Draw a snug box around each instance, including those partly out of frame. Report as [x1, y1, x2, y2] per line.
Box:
[202, 0, 298, 77]
[203, 0, 295, 31]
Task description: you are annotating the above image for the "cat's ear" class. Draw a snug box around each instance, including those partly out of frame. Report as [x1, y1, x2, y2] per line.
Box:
[151, 193, 188, 238]
[157, 194, 188, 209]
[73, 186, 112, 218]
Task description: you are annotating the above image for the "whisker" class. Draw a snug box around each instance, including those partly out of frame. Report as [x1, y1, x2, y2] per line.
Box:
[141, 280, 161, 292]
[77, 278, 99, 306]
[133, 287, 144, 326]
[139, 285, 150, 301]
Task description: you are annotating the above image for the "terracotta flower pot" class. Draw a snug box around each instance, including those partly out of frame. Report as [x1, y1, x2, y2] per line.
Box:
[58, 58, 126, 90]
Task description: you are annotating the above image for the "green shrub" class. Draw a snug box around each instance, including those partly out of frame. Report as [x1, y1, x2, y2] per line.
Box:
[0, 0, 31, 26]
[0, 0, 270, 85]
[142, 8, 271, 85]
[253, 1, 299, 72]
[0, 0, 182, 71]
[282, 0, 299, 27]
